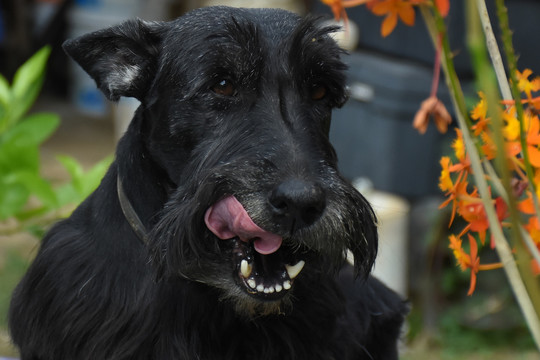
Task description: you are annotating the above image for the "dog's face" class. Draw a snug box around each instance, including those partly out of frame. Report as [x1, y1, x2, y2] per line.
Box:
[64, 6, 377, 315]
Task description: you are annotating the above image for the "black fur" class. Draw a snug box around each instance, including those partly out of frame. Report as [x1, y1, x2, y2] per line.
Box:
[9, 6, 407, 360]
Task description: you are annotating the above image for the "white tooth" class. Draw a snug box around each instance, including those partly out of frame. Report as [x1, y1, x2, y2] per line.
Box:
[268, 286, 275, 293]
[247, 279, 256, 289]
[256, 284, 264, 292]
[283, 280, 291, 290]
[275, 284, 282, 292]
[240, 260, 252, 278]
[285, 260, 305, 280]
[263, 287, 269, 293]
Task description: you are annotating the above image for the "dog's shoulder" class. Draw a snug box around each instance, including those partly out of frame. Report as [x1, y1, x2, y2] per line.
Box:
[336, 265, 409, 359]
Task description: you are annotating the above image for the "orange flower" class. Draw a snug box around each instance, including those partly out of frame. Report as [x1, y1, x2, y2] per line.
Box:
[451, 128, 466, 162]
[447, 128, 471, 176]
[524, 215, 540, 246]
[524, 113, 540, 167]
[439, 169, 468, 226]
[469, 94, 521, 161]
[516, 69, 540, 102]
[457, 196, 487, 244]
[502, 106, 520, 141]
[434, 0, 450, 17]
[464, 234, 504, 295]
[370, 0, 426, 37]
[519, 191, 536, 215]
[439, 156, 453, 192]
[480, 132, 497, 160]
[413, 96, 452, 134]
[501, 95, 540, 109]
[449, 234, 469, 271]
[320, 0, 375, 22]
[457, 195, 508, 245]
[448, 232, 504, 295]
[470, 92, 489, 136]
[479, 131, 520, 162]
[466, 234, 481, 296]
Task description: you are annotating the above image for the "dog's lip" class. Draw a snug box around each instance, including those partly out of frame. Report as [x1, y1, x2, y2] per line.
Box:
[204, 195, 283, 255]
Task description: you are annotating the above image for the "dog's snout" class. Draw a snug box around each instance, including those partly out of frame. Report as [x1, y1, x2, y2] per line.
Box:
[269, 179, 326, 230]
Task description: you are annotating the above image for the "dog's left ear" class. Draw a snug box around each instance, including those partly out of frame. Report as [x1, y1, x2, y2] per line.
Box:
[63, 19, 161, 101]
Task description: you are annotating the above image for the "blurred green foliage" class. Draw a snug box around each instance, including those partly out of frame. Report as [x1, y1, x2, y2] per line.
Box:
[0, 46, 111, 229]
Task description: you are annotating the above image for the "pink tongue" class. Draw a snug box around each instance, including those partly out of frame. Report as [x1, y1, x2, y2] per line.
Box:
[204, 196, 283, 255]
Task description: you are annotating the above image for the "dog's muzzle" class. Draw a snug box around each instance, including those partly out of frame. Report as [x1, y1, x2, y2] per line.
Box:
[205, 196, 306, 300]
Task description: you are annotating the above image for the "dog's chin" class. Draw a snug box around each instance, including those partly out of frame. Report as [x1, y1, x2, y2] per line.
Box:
[218, 282, 295, 318]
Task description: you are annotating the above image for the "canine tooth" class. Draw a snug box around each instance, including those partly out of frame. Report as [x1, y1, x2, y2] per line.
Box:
[247, 279, 256, 289]
[283, 280, 291, 290]
[256, 284, 264, 292]
[275, 284, 282, 292]
[285, 260, 305, 280]
[240, 260, 252, 278]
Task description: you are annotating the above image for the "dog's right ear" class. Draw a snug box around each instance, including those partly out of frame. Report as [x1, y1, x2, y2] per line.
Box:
[63, 19, 161, 102]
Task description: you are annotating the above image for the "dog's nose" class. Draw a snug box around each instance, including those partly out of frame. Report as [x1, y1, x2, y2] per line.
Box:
[269, 179, 326, 230]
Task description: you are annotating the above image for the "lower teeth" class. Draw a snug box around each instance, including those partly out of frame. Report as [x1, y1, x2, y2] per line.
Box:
[239, 257, 305, 295]
[247, 279, 257, 289]
[245, 277, 294, 294]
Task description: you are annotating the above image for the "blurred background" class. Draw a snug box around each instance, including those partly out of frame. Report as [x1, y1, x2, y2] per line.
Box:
[0, 0, 539, 359]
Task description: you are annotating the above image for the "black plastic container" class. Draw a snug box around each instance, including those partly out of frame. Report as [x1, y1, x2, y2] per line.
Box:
[329, 51, 452, 198]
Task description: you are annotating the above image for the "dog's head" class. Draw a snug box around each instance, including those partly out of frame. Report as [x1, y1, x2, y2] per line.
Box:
[64, 6, 377, 316]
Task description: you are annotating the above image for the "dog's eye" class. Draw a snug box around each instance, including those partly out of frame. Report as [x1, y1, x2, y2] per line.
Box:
[310, 84, 327, 101]
[212, 79, 236, 97]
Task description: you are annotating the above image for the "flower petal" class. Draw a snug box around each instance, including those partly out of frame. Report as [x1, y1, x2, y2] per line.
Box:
[381, 13, 398, 37]
[435, 0, 450, 17]
[528, 145, 540, 168]
[398, 3, 415, 26]
[371, 0, 393, 15]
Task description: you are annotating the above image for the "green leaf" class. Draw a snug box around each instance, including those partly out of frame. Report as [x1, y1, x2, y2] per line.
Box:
[80, 155, 112, 196]
[1, 112, 59, 148]
[0, 75, 11, 134]
[54, 183, 79, 207]
[0, 74, 10, 104]
[25, 224, 47, 238]
[56, 154, 112, 205]
[0, 113, 58, 174]
[9, 171, 58, 208]
[0, 140, 39, 174]
[10, 46, 51, 124]
[14, 205, 49, 222]
[0, 181, 29, 220]
[57, 155, 85, 194]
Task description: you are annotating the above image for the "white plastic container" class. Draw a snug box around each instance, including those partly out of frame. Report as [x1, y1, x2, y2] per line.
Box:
[353, 179, 410, 297]
[112, 97, 140, 141]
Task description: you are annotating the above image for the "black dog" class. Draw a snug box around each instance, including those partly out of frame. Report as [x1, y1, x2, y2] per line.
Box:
[9, 6, 407, 360]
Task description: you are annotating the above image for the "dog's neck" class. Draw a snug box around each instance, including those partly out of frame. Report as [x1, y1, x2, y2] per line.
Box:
[117, 174, 149, 244]
[113, 113, 174, 243]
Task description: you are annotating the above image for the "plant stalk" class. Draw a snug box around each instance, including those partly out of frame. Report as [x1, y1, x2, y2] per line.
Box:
[421, 3, 540, 350]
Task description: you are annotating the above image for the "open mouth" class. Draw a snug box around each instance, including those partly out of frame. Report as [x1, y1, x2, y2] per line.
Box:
[232, 238, 305, 299]
[205, 195, 306, 300]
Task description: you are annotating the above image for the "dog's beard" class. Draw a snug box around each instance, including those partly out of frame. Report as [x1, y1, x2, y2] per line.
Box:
[147, 161, 377, 317]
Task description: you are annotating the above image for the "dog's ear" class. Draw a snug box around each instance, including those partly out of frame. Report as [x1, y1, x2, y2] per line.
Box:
[63, 19, 161, 101]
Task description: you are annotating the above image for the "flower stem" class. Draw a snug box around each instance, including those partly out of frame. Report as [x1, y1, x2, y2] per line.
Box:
[475, 0, 512, 101]
[421, 2, 540, 350]
[486, 0, 540, 225]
